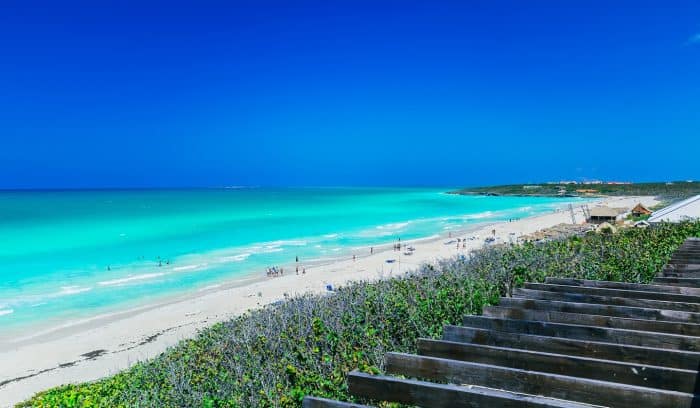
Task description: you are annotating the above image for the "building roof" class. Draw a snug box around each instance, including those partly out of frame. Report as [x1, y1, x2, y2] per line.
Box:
[631, 203, 652, 215]
[589, 206, 621, 218]
[649, 195, 700, 223]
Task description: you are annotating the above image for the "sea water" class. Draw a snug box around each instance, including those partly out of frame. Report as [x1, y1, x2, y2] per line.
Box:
[0, 188, 583, 337]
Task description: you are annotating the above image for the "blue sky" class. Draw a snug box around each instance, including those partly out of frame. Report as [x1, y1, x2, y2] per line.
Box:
[1, 1, 699, 188]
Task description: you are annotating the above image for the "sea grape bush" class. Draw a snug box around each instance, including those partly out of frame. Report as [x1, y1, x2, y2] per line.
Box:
[19, 221, 700, 408]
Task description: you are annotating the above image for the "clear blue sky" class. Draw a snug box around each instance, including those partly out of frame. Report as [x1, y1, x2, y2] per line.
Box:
[1, 1, 699, 188]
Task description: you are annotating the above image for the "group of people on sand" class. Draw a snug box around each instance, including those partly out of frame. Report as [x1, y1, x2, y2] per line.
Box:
[265, 245, 381, 279]
[455, 238, 468, 249]
[267, 257, 307, 278]
[266, 266, 284, 277]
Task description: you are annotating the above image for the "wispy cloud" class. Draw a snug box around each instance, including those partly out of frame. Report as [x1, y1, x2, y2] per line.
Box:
[687, 33, 700, 45]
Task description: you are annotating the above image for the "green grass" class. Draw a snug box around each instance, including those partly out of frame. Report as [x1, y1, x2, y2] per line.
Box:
[19, 221, 700, 408]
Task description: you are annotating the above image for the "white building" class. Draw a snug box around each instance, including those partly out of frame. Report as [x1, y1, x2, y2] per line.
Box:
[648, 195, 700, 223]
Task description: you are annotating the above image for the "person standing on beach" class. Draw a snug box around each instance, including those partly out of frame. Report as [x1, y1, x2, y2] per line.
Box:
[370, 247, 373, 254]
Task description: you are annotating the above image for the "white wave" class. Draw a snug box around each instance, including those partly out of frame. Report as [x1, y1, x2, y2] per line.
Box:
[354, 229, 394, 238]
[462, 211, 493, 220]
[179, 239, 309, 269]
[408, 234, 440, 243]
[172, 263, 207, 272]
[0, 309, 14, 316]
[3, 286, 91, 307]
[98, 273, 165, 287]
[353, 221, 410, 238]
[58, 286, 93, 296]
[262, 239, 308, 247]
[323, 233, 339, 238]
[219, 253, 251, 262]
[260, 246, 284, 254]
[376, 222, 410, 230]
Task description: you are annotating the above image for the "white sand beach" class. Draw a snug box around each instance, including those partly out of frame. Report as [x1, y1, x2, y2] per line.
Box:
[0, 196, 658, 407]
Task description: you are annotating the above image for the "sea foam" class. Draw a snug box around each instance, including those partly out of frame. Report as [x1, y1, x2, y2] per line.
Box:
[58, 286, 93, 296]
[377, 221, 410, 230]
[172, 263, 207, 272]
[98, 273, 165, 286]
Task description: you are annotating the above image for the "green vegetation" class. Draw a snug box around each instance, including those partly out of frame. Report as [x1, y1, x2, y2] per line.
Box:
[626, 213, 651, 222]
[19, 221, 700, 408]
[452, 181, 700, 200]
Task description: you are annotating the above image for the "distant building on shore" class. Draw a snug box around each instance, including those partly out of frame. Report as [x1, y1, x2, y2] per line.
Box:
[587, 206, 624, 224]
[545, 180, 632, 186]
[546, 180, 578, 185]
[631, 203, 652, 217]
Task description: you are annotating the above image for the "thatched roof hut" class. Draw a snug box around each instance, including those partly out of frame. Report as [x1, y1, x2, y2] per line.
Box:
[588, 206, 622, 224]
[631, 203, 652, 217]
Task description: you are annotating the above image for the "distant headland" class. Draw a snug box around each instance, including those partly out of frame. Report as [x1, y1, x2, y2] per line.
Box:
[450, 180, 700, 201]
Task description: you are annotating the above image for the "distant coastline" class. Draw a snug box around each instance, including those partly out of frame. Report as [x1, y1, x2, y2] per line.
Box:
[449, 181, 700, 200]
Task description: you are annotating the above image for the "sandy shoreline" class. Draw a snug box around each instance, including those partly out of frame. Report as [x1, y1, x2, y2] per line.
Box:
[0, 196, 658, 407]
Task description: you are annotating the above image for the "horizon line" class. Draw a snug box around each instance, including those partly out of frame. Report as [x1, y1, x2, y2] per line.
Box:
[0, 179, 696, 192]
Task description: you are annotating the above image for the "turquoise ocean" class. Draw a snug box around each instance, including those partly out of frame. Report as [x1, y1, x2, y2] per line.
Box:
[0, 188, 583, 338]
